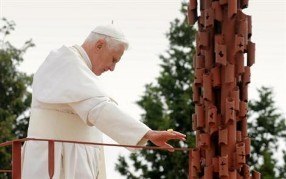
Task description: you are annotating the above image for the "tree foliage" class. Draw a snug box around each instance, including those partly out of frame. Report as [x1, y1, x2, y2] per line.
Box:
[0, 18, 34, 176]
[248, 87, 286, 178]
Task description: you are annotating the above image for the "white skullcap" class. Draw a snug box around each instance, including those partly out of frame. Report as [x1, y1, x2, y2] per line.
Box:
[91, 24, 128, 45]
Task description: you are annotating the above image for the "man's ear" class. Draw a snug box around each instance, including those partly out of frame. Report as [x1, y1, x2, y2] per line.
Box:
[95, 39, 106, 52]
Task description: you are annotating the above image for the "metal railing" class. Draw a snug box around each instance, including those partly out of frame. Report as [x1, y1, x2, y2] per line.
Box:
[0, 138, 191, 179]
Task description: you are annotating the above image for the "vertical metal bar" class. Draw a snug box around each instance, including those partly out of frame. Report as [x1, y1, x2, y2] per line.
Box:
[188, 149, 192, 179]
[48, 140, 55, 179]
[12, 141, 21, 179]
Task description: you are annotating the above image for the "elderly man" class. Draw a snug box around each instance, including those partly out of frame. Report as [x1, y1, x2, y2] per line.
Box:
[21, 25, 186, 179]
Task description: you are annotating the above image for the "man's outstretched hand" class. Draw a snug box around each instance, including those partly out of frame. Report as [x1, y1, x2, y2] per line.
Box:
[143, 130, 186, 152]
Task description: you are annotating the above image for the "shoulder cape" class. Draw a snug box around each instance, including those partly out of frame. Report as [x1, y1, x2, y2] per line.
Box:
[33, 45, 108, 103]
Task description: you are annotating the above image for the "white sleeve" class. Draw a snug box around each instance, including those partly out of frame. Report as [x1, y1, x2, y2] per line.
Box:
[69, 97, 150, 146]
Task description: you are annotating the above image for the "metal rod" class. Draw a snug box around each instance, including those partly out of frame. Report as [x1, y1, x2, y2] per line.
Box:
[48, 140, 55, 179]
[12, 141, 21, 179]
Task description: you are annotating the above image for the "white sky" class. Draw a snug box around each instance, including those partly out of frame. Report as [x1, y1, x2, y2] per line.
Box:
[1, 0, 285, 178]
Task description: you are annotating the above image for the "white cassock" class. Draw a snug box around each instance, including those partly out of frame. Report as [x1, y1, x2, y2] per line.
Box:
[21, 45, 151, 179]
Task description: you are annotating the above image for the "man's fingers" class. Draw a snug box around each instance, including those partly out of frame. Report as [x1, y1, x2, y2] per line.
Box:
[165, 131, 186, 140]
[160, 143, 174, 152]
[171, 131, 186, 137]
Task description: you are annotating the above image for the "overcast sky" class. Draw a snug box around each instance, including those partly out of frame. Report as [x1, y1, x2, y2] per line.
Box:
[1, 0, 286, 178]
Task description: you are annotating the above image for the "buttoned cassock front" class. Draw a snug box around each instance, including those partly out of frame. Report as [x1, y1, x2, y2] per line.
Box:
[21, 45, 151, 179]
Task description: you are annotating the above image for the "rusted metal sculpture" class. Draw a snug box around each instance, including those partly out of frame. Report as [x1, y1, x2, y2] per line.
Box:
[188, 0, 260, 178]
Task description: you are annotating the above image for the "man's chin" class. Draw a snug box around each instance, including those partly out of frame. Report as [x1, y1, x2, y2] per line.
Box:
[94, 70, 108, 76]
[93, 71, 102, 76]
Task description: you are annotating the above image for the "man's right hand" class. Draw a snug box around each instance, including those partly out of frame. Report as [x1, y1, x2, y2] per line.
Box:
[143, 130, 186, 152]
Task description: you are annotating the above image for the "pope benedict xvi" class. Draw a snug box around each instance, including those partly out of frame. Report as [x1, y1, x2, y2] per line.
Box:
[21, 24, 186, 179]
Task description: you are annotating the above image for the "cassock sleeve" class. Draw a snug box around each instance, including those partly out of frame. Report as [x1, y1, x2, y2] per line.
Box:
[69, 97, 150, 147]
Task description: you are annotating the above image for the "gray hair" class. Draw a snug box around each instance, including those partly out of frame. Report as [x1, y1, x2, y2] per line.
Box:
[84, 32, 129, 50]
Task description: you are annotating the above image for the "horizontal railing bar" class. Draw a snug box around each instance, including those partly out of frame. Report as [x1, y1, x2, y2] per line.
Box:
[0, 141, 12, 147]
[26, 138, 191, 151]
[0, 169, 12, 173]
[0, 138, 191, 151]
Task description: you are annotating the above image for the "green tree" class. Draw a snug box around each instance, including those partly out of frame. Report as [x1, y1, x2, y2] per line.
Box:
[278, 150, 286, 178]
[248, 87, 286, 178]
[0, 18, 34, 177]
[116, 3, 197, 178]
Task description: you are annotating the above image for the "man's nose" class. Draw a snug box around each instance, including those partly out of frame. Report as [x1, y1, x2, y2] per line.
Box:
[109, 65, 115, 71]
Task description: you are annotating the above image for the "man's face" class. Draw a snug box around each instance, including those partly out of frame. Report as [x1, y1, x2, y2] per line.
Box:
[91, 39, 125, 76]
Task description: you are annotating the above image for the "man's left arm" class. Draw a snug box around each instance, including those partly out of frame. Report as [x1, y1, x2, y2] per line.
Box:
[69, 97, 186, 151]
[69, 96, 151, 147]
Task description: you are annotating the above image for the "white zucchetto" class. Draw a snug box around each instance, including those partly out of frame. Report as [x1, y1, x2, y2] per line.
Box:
[91, 24, 128, 45]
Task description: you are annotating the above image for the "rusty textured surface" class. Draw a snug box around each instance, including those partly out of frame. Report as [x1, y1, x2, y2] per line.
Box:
[188, 0, 260, 178]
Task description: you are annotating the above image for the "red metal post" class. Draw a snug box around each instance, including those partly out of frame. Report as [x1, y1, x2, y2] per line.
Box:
[12, 141, 22, 179]
[48, 140, 55, 179]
